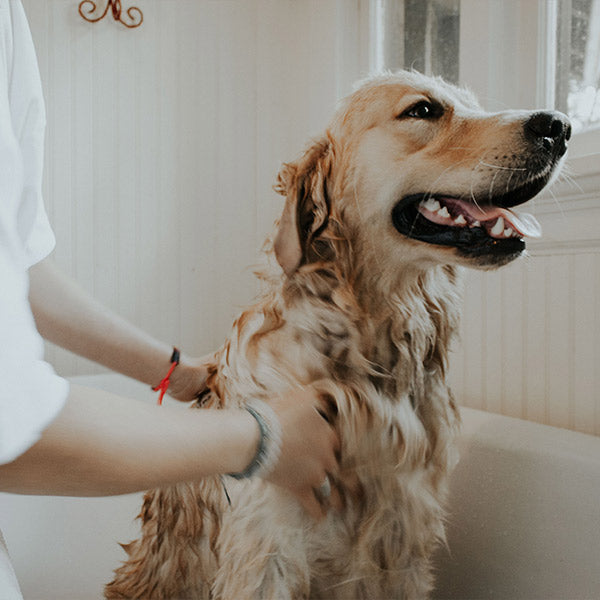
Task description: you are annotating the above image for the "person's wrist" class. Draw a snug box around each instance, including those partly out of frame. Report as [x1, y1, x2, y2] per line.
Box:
[150, 347, 180, 405]
[165, 351, 207, 401]
[166, 353, 190, 394]
[227, 401, 282, 480]
[229, 409, 262, 475]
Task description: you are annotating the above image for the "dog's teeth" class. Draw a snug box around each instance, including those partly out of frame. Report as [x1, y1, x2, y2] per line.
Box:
[454, 214, 466, 225]
[504, 228, 513, 237]
[438, 206, 450, 218]
[422, 198, 440, 212]
[491, 217, 504, 236]
[472, 220, 480, 227]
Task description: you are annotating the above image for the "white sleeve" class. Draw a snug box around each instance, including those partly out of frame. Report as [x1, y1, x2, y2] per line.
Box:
[9, 0, 56, 267]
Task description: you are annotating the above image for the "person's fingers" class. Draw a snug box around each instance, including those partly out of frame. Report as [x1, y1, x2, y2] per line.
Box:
[326, 431, 341, 471]
[313, 391, 338, 425]
[300, 489, 327, 521]
[328, 483, 344, 512]
[260, 386, 344, 520]
[332, 429, 341, 455]
[305, 490, 329, 521]
[311, 392, 341, 461]
[314, 471, 343, 512]
[306, 396, 340, 453]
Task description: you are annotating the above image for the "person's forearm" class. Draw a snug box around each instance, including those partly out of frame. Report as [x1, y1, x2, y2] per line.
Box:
[0, 384, 259, 496]
[28, 258, 188, 389]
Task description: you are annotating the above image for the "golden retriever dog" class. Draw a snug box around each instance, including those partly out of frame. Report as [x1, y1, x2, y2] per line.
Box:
[105, 70, 570, 599]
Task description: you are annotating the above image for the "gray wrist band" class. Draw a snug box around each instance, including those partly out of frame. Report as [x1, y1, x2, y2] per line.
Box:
[228, 400, 282, 480]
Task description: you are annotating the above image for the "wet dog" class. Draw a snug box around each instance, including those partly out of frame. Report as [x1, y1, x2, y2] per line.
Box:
[106, 70, 569, 599]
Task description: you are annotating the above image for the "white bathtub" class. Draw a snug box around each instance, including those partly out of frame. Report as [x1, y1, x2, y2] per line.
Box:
[1, 374, 599, 599]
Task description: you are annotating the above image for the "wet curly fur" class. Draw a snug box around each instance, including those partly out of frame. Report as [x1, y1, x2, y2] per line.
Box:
[106, 71, 564, 599]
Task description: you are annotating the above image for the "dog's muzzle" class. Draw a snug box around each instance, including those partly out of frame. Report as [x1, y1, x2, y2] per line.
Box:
[391, 110, 571, 264]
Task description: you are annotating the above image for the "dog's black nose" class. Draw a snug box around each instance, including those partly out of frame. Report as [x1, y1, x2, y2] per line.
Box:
[524, 111, 571, 157]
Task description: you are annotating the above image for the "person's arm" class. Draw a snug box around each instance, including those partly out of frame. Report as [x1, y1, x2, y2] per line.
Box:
[0, 384, 339, 518]
[28, 258, 206, 401]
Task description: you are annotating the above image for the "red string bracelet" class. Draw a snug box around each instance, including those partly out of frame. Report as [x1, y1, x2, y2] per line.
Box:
[153, 347, 180, 405]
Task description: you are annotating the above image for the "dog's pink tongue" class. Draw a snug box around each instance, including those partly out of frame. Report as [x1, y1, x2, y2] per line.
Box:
[503, 211, 542, 238]
[456, 200, 542, 238]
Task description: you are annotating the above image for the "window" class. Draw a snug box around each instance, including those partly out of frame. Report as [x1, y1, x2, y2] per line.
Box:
[373, 0, 460, 83]
[556, 0, 600, 131]
[372, 0, 600, 138]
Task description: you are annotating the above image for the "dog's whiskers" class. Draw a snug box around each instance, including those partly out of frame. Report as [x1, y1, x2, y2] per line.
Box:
[468, 163, 484, 212]
[408, 212, 420, 238]
[423, 159, 471, 196]
[504, 170, 515, 195]
[478, 159, 527, 171]
[488, 168, 502, 202]
[547, 186, 565, 218]
[560, 169, 584, 195]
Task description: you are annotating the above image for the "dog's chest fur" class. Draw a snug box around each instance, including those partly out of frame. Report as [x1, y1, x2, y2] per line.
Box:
[211, 264, 462, 597]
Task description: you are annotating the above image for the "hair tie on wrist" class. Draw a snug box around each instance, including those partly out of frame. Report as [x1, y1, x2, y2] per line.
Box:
[153, 347, 180, 405]
[228, 400, 282, 480]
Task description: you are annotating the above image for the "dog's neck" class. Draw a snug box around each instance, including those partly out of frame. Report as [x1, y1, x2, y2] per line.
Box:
[281, 261, 462, 395]
[361, 264, 462, 392]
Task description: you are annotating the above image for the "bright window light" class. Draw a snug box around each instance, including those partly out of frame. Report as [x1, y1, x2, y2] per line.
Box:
[556, 0, 600, 131]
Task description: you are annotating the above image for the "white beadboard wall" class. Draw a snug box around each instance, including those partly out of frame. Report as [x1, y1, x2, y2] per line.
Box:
[24, 1, 599, 435]
[24, 0, 368, 374]
[448, 164, 600, 436]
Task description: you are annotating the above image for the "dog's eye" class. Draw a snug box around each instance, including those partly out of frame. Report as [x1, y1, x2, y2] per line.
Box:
[401, 101, 441, 119]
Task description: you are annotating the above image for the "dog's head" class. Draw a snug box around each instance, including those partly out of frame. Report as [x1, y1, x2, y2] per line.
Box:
[274, 70, 570, 278]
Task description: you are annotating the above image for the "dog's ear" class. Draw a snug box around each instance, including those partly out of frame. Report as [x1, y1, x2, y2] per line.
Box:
[273, 137, 332, 277]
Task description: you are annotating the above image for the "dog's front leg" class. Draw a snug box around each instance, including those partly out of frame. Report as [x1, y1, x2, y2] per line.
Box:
[213, 483, 311, 600]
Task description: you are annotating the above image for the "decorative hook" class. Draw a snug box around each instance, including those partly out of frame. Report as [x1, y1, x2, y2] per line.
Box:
[78, 1, 143, 29]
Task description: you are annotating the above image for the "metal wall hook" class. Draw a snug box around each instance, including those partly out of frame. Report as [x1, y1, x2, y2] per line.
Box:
[78, 1, 143, 29]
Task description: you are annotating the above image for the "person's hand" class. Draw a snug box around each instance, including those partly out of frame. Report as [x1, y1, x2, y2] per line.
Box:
[168, 352, 215, 402]
[261, 387, 341, 520]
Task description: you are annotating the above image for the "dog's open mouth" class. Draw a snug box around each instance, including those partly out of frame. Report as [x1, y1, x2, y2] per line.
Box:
[392, 189, 542, 260]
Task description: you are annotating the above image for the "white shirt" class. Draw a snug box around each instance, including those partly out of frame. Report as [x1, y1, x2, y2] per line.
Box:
[1, 1, 69, 596]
